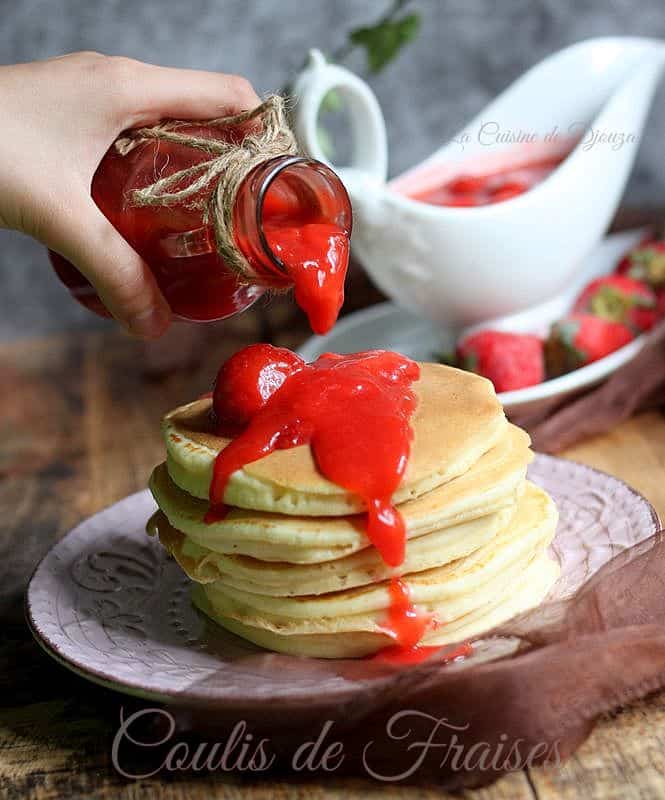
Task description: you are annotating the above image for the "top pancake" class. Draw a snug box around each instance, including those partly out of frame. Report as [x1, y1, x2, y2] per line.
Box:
[162, 363, 507, 516]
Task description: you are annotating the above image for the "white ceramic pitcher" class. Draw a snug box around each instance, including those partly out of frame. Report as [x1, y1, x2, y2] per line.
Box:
[289, 38, 665, 328]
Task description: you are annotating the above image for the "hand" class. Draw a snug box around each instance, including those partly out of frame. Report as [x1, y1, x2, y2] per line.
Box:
[0, 53, 260, 338]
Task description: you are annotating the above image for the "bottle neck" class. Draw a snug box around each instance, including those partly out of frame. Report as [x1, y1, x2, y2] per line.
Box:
[232, 155, 353, 287]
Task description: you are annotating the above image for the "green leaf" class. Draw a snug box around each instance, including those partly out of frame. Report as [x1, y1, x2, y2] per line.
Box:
[349, 12, 421, 73]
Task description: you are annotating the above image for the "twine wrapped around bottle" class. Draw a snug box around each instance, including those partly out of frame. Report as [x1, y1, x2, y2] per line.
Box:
[114, 95, 299, 280]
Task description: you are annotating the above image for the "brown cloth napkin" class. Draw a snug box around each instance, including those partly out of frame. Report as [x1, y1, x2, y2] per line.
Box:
[151, 528, 665, 790]
[511, 322, 665, 452]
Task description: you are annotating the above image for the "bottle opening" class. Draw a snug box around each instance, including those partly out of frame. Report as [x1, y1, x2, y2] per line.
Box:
[256, 157, 353, 334]
[157, 154, 353, 334]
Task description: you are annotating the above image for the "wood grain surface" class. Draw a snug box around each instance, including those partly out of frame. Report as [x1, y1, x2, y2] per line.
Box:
[1, 294, 664, 799]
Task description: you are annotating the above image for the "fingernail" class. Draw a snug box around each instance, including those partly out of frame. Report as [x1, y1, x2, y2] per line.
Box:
[126, 306, 171, 339]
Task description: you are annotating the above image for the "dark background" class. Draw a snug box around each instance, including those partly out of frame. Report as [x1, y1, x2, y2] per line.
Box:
[2, 0, 665, 340]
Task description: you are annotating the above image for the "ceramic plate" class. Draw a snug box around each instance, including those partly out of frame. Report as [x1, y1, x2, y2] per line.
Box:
[299, 228, 658, 417]
[26, 456, 659, 706]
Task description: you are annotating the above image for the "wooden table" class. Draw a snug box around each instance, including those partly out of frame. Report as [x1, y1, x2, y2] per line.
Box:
[1, 312, 664, 799]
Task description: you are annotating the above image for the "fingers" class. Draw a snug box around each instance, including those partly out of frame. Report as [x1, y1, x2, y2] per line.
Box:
[55, 199, 172, 339]
[117, 60, 261, 125]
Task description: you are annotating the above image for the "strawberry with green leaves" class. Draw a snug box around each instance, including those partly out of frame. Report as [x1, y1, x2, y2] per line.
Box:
[545, 313, 634, 377]
[616, 239, 665, 290]
[573, 275, 659, 333]
[456, 330, 544, 393]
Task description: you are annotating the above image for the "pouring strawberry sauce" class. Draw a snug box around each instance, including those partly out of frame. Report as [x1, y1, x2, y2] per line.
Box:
[263, 222, 349, 335]
[49, 116, 352, 335]
[208, 344, 445, 656]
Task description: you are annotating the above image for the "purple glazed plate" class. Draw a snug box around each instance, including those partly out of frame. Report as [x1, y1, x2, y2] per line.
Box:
[26, 454, 660, 706]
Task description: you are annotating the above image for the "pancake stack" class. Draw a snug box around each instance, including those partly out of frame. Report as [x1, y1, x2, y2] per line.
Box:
[148, 363, 559, 658]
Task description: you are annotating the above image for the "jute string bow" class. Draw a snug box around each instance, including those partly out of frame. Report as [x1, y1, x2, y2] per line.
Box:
[115, 95, 299, 279]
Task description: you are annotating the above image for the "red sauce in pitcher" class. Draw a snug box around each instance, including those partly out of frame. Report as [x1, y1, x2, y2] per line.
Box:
[410, 154, 566, 207]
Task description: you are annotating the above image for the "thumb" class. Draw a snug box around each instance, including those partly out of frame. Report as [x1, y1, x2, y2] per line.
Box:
[56, 199, 172, 338]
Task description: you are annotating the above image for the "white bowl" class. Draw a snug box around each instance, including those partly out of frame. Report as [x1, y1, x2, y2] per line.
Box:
[299, 228, 658, 416]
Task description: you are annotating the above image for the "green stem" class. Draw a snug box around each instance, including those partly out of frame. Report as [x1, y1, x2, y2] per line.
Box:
[329, 0, 413, 65]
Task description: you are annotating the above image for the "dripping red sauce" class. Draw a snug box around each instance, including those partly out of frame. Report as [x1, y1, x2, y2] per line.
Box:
[375, 578, 472, 665]
[262, 224, 348, 335]
[207, 346, 418, 568]
[207, 344, 467, 660]
[259, 184, 349, 335]
[383, 577, 433, 650]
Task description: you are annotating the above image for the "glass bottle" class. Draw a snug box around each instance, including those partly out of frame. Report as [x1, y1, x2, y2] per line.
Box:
[49, 119, 352, 325]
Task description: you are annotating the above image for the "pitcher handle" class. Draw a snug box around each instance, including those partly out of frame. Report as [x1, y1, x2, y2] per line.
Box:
[289, 49, 388, 184]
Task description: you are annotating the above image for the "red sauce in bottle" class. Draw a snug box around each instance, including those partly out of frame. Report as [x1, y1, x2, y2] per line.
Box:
[49, 126, 352, 335]
[208, 345, 466, 660]
[408, 154, 567, 208]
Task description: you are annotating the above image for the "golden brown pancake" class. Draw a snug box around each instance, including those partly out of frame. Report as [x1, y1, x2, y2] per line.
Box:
[149, 424, 531, 562]
[162, 363, 507, 515]
[155, 504, 515, 595]
[194, 555, 559, 658]
[196, 483, 557, 628]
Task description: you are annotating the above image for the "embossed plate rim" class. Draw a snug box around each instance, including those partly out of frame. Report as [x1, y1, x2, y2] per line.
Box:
[25, 456, 661, 706]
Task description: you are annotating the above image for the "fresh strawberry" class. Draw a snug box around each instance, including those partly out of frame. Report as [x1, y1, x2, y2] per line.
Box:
[573, 275, 658, 332]
[212, 344, 304, 433]
[616, 239, 665, 289]
[545, 313, 634, 377]
[456, 330, 544, 393]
